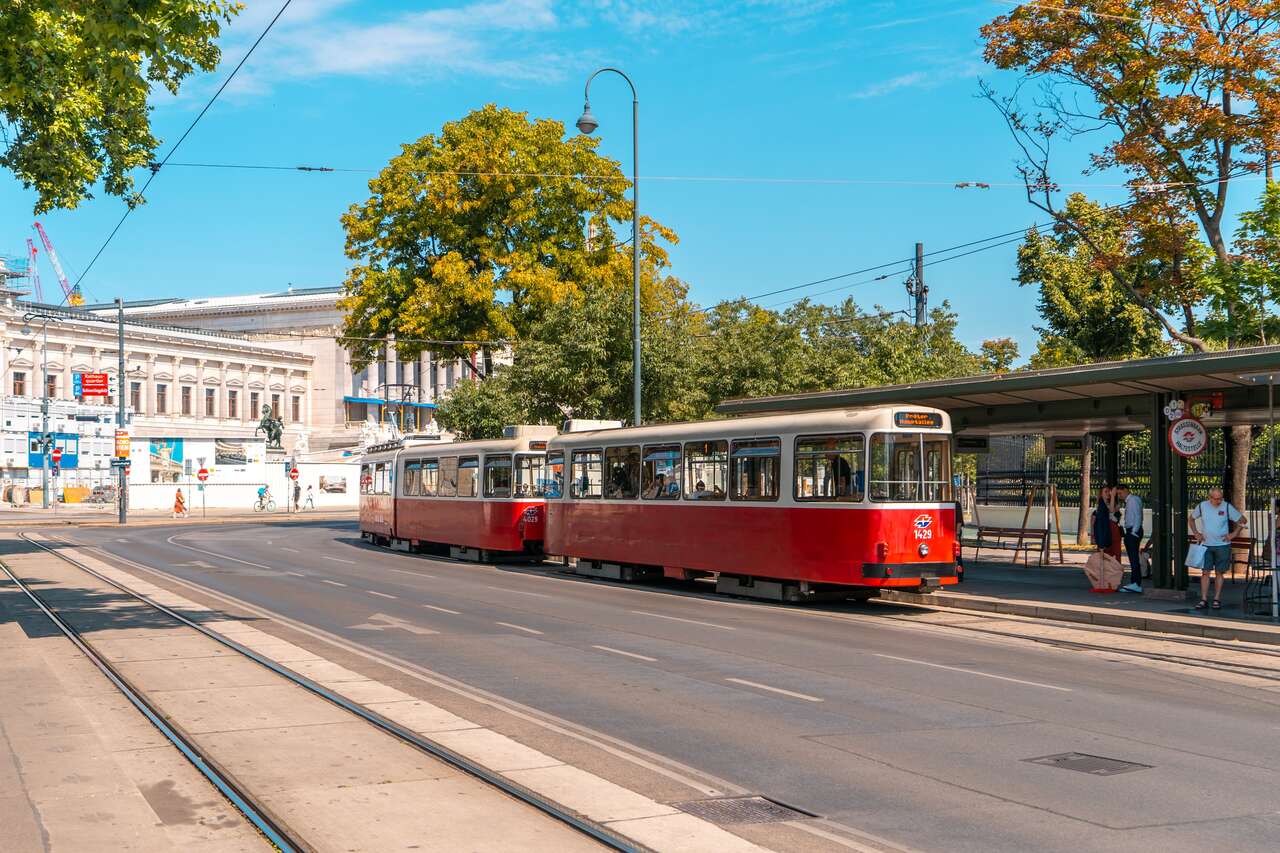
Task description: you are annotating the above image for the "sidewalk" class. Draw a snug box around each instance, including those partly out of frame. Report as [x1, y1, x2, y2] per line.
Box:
[879, 557, 1280, 645]
[0, 505, 356, 529]
[0, 560, 268, 850]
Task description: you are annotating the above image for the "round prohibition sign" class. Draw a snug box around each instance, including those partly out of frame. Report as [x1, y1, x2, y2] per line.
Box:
[289, 467, 299, 481]
[196, 468, 209, 482]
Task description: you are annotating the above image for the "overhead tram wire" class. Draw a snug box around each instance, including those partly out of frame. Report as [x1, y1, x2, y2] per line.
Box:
[73, 0, 296, 292]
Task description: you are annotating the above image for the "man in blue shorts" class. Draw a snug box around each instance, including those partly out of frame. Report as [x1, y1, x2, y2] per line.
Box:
[1189, 486, 1246, 611]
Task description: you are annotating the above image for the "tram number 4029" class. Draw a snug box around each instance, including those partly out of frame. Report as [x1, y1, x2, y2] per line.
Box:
[912, 514, 934, 540]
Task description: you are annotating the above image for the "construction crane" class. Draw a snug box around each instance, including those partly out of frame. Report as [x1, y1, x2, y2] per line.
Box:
[32, 221, 83, 306]
[25, 238, 42, 302]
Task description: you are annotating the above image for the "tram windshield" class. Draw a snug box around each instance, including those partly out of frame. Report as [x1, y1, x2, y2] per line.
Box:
[515, 454, 550, 497]
[869, 433, 953, 502]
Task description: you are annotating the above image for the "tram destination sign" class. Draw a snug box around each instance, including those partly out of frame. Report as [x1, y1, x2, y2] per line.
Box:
[894, 411, 944, 429]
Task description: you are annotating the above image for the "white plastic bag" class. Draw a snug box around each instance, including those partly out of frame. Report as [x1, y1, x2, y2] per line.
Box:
[1185, 543, 1207, 569]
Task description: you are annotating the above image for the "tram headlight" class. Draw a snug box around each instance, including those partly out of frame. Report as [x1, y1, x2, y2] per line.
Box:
[918, 542, 930, 557]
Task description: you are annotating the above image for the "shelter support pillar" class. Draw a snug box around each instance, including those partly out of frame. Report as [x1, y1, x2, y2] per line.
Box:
[1172, 445, 1189, 591]
[1104, 431, 1120, 487]
[1150, 394, 1174, 589]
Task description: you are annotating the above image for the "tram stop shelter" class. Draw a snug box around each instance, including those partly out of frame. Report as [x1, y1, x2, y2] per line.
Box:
[717, 345, 1280, 597]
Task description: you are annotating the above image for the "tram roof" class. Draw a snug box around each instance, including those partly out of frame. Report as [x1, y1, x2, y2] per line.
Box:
[715, 344, 1280, 435]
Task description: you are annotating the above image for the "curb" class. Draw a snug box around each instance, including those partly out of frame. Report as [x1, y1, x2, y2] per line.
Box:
[878, 589, 1280, 646]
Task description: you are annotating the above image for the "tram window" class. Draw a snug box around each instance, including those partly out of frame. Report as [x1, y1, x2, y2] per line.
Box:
[869, 433, 937, 502]
[438, 456, 459, 497]
[360, 464, 372, 495]
[795, 434, 865, 502]
[922, 436, 953, 501]
[515, 454, 548, 497]
[571, 449, 603, 499]
[641, 445, 681, 500]
[374, 462, 388, 495]
[403, 460, 422, 496]
[731, 439, 780, 501]
[422, 459, 439, 496]
[457, 456, 479, 497]
[684, 440, 728, 500]
[604, 446, 640, 499]
[484, 455, 513, 498]
[545, 452, 565, 498]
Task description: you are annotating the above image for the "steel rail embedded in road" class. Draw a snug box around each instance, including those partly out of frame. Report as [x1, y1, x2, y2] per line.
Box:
[0, 557, 305, 853]
[18, 533, 642, 853]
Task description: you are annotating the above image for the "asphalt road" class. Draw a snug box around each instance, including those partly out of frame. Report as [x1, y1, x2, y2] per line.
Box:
[67, 520, 1280, 852]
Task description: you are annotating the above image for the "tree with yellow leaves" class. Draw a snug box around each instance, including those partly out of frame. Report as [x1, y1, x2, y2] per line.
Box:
[338, 104, 677, 371]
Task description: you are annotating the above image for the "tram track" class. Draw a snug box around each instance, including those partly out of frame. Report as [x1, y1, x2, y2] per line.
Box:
[9, 532, 642, 853]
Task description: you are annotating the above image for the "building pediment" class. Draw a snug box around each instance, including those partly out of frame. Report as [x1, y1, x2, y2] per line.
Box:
[269, 382, 286, 391]
[248, 380, 265, 390]
[178, 373, 197, 383]
[203, 375, 222, 386]
[71, 362, 93, 373]
[9, 356, 33, 369]
[153, 370, 174, 381]
[45, 359, 64, 372]
[289, 384, 307, 393]
[226, 377, 244, 388]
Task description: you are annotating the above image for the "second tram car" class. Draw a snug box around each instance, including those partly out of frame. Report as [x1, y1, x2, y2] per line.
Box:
[544, 407, 958, 598]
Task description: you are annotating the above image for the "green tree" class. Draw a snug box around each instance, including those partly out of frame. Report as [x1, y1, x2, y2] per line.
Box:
[339, 105, 677, 369]
[433, 373, 528, 441]
[1, 1, 241, 212]
[980, 338, 1020, 373]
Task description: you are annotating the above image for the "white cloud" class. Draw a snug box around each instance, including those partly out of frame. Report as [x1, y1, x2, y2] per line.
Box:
[849, 71, 929, 99]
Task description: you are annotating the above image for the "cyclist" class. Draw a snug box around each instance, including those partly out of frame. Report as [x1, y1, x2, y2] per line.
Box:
[256, 484, 271, 510]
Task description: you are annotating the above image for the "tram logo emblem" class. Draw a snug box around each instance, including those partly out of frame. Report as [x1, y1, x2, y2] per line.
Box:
[913, 514, 933, 529]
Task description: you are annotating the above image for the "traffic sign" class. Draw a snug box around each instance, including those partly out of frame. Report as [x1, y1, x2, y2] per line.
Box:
[51, 446, 63, 463]
[197, 468, 209, 482]
[124, 465, 131, 477]
[289, 467, 299, 481]
[74, 372, 110, 397]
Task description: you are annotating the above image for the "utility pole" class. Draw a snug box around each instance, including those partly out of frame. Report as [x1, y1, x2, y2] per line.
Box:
[908, 242, 928, 327]
[40, 320, 49, 508]
[117, 298, 127, 525]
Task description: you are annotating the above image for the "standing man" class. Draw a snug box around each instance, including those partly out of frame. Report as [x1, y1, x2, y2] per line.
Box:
[1189, 486, 1247, 611]
[293, 480, 302, 512]
[1117, 484, 1144, 593]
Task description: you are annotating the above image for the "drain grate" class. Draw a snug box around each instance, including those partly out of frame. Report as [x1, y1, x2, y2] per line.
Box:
[1024, 752, 1152, 776]
[672, 796, 817, 824]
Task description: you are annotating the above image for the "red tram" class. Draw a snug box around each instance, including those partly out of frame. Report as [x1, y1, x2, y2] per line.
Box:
[544, 408, 958, 599]
[359, 407, 959, 600]
[359, 429, 557, 559]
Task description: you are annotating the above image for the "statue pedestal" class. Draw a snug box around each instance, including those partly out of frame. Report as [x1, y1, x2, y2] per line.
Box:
[265, 447, 288, 462]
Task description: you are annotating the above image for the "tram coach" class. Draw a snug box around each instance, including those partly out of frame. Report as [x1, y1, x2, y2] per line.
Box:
[544, 407, 959, 599]
[360, 429, 557, 558]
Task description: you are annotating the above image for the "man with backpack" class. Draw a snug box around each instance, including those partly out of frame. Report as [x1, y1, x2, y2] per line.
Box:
[1189, 486, 1247, 611]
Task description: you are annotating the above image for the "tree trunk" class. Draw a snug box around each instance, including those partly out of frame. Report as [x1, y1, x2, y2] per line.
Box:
[1225, 424, 1252, 509]
[1076, 435, 1093, 546]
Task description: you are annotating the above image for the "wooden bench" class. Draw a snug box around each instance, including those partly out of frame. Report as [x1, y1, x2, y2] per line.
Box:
[968, 525, 1049, 567]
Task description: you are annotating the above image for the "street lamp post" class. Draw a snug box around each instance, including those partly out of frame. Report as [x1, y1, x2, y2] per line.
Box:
[576, 68, 642, 427]
[23, 312, 55, 509]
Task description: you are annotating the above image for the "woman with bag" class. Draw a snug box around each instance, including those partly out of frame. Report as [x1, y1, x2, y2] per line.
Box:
[1086, 486, 1124, 590]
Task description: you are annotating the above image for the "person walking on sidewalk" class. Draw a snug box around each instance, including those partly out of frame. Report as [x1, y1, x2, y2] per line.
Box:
[172, 488, 187, 519]
[293, 481, 302, 512]
[1117, 484, 1144, 593]
[1190, 486, 1247, 611]
[304, 484, 315, 510]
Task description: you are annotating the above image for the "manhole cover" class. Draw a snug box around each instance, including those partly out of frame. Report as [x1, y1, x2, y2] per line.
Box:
[672, 796, 817, 824]
[1024, 752, 1152, 776]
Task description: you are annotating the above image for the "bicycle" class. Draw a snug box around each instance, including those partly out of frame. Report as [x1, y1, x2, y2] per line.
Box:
[254, 496, 276, 512]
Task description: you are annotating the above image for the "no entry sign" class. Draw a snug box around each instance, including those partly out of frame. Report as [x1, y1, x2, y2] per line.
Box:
[51, 446, 62, 463]
[197, 468, 209, 482]
[289, 467, 299, 481]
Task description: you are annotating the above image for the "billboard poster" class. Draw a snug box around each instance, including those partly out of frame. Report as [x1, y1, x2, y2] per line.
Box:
[149, 438, 184, 483]
[319, 475, 347, 494]
[215, 438, 247, 467]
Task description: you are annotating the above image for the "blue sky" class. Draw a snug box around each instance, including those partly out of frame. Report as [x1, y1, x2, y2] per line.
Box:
[1, 1, 1249, 358]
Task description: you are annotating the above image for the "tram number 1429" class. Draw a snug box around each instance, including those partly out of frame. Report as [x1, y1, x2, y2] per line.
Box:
[912, 514, 934, 540]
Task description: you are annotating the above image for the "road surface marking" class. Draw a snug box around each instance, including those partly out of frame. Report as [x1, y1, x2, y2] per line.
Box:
[284, 571, 306, 577]
[423, 604, 461, 615]
[321, 579, 347, 587]
[486, 585, 551, 599]
[725, 677, 823, 702]
[631, 610, 735, 630]
[872, 654, 1072, 692]
[496, 621, 543, 635]
[368, 590, 397, 599]
[116, 538, 129, 543]
[592, 645, 658, 662]
[349, 612, 437, 635]
[322, 555, 355, 564]
[280, 547, 299, 553]
[389, 567, 437, 579]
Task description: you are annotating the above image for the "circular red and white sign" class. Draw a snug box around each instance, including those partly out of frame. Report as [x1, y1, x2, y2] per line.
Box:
[289, 467, 299, 481]
[196, 468, 209, 482]
[1168, 416, 1208, 457]
[51, 447, 62, 462]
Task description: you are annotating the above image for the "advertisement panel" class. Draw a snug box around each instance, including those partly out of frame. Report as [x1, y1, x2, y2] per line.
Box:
[215, 438, 247, 467]
[149, 438, 184, 483]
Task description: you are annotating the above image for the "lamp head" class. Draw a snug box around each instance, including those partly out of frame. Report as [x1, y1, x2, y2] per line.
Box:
[575, 103, 599, 135]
